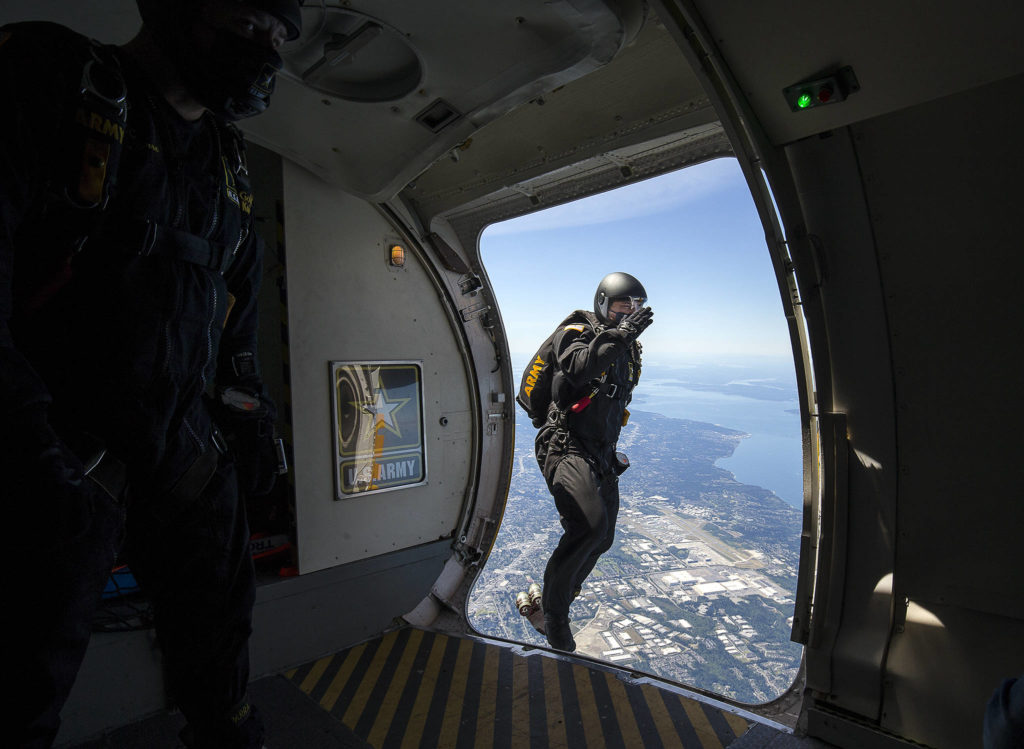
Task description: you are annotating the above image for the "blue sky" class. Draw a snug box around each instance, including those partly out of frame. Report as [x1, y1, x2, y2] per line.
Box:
[479, 157, 793, 367]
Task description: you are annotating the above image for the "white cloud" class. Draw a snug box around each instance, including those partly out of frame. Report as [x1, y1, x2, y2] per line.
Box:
[484, 158, 738, 236]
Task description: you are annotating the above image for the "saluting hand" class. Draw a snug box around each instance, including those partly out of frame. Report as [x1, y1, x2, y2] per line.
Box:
[617, 305, 653, 341]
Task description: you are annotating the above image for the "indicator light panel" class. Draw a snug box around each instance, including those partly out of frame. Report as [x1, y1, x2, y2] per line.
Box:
[783, 66, 860, 112]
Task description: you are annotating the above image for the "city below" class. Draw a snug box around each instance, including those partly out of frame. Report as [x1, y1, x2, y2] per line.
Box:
[469, 408, 803, 704]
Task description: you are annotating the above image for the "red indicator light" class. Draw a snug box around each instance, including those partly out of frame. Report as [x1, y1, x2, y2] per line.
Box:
[817, 86, 833, 104]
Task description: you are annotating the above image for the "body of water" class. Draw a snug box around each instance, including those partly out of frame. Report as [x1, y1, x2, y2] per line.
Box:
[631, 377, 802, 509]
[510, 357, 804, 510]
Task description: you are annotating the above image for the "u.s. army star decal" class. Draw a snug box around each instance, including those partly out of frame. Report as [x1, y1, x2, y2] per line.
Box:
[355, 387, 409, 437]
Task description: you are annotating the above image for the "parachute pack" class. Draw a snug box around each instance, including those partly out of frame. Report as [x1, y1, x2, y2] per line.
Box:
[515, 310, 599, 427]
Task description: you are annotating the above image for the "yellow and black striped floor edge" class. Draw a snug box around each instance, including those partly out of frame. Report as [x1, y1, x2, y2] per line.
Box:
[285, 626, 755, 748]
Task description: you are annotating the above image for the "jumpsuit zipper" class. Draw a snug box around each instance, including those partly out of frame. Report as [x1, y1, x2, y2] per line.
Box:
[200, 280, 217, 392]
[150, 98, 222, 454]
[196, 121, 237, 392]
[183, 415, 206, 453]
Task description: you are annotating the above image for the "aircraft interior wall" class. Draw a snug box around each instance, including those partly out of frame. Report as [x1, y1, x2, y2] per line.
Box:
[279, 161, 476, 575]
[785, 127, 899, 723]
[854, 70, 1024, 749]
[784, 72, 1024, 749]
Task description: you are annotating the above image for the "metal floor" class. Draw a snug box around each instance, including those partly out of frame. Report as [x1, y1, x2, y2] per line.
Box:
[286, 627, 754, 748]
[69, 626, 821, 748]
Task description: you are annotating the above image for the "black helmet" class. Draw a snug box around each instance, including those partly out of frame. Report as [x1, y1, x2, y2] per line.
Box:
[135, 0, 303, 120]
[248, 0, 303, 41]
[136, 1, 303, 41]
[594, 272, 648, 325]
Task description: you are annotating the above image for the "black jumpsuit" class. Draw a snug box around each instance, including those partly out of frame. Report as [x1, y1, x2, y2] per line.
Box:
[0, 24, 270, 748]
[536, 312, 641, 621]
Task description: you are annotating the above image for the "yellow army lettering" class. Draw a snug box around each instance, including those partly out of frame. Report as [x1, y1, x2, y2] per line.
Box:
[74, 109, 125, 143]
[523, 355, 545, 396]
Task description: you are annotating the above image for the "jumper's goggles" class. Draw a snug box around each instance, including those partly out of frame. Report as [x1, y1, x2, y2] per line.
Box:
[613, 296, 646, 312]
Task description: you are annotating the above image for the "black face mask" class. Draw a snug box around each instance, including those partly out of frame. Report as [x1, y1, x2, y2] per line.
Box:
[175, 28, 283, 120]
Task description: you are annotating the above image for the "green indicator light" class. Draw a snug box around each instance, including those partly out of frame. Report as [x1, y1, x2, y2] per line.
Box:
[797, 92, 813, 109]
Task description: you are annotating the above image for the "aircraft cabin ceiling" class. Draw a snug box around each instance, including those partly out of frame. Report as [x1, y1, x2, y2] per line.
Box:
[254, 0, 653, 202]
[681, 0, 1024, 147]
[7, 0, 1023, 210]
[406, 18, 725, 231]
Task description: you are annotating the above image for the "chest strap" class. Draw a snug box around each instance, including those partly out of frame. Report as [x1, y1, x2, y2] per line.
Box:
[99, 218, 241, 275]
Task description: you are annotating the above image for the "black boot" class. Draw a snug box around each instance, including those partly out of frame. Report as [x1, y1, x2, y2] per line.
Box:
[544, 614, 576, 652]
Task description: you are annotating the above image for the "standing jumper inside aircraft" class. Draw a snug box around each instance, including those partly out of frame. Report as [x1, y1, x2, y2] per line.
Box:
[0, 1, 300, 746]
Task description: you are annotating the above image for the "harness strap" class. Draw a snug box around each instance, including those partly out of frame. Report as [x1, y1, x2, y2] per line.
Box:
[86, 449, 130, 504]
[594, 381, 624, 398]
[154, 424, 229, 522]
[63, 428, 130, 504]
[100, 218, 238, 274]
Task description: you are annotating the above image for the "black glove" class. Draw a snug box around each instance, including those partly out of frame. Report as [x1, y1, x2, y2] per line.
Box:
[7, 408, 94, 539]
[213, 387, 280, 497]
[39, 441, 102, 536]
[617, 305, 653, 342]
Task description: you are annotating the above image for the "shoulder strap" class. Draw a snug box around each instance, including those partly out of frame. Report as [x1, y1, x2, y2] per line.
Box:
[65, 38, 127, 211]
[212, 120, 254, 276]
[221, 122, 249, 177]
[215, 120, 252, 200]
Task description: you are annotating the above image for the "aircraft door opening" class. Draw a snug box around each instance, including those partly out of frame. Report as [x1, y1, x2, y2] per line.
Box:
[467, 158, 807, 709]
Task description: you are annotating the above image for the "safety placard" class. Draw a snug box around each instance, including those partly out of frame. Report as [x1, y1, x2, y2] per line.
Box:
[330, 361, 426, 498]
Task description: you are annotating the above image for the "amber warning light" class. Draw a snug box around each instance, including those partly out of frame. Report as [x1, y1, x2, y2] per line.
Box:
[783, 66, 860, 112]
[389, 243, 406, 267]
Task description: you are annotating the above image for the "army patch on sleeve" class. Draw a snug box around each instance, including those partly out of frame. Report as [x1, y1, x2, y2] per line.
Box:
[563, 324, 585, 332]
